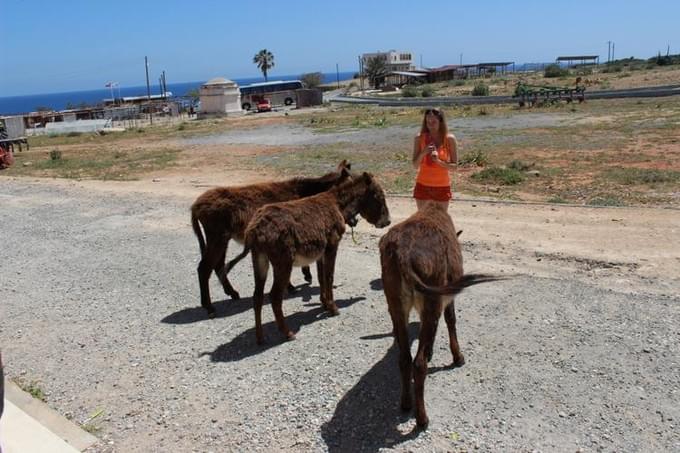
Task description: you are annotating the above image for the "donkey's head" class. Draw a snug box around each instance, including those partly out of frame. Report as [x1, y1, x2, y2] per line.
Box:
[356, 172, 391, 228]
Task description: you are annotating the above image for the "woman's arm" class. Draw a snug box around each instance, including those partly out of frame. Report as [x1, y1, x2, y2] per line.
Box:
[431, 134, 458, 170]
[412, 135, 428, 169]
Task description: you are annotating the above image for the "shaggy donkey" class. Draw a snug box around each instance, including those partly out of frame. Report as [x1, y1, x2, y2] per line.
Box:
[245, 171, 390, 344]
[191, 161, 352, 317]
[379, 204, 501, 428]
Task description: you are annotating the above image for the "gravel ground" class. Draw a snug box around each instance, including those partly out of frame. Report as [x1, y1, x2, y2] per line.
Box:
[180, 113, 570, 147]
[1, 179, 679, 452]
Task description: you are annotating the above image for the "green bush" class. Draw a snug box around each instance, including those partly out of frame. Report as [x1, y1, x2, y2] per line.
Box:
[471, 82, 489, 96]
[472, 166, 525, 185]
[508, 159, 532, 171]
[587, 196, 624, 207]
[458, 150, 488, 167]
[401, 85, 419, 97]
[49, 149, 62, 161]
[544, 64, 569, 78]
[604, 167, 680, 184]
[420, 86, 435, 97]
[300, 72, 324, 89]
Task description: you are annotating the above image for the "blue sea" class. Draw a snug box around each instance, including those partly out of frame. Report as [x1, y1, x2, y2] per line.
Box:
[0, 72, 356, 115]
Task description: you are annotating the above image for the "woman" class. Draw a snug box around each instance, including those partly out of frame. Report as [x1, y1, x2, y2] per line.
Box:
[412, 108, 458, 210]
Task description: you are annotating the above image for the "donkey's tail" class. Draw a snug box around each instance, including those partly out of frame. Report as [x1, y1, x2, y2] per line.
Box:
[225, 246, 251, 274]
[412, 272, 505, 296]
[191, 210, 206, 256]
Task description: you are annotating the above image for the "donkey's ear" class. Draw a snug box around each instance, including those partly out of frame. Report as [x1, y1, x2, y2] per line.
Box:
[337, 159, 351, 171]
[362, 172, 372, 182]
[340, 167, 352, 179]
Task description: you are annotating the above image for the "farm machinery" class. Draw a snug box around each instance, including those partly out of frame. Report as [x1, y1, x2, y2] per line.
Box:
[513, 81, 586, 107]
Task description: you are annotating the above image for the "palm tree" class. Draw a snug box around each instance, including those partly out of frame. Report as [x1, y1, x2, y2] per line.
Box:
[253, 49, 275, 81]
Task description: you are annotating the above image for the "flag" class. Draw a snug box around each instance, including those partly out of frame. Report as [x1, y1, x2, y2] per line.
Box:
[105, 82, 113, 88]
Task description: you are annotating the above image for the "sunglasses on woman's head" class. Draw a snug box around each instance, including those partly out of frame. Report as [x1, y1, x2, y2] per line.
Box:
[425, 109, 442, 117]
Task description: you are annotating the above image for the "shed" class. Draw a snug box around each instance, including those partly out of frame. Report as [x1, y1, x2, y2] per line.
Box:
[199, 78, 242, 116]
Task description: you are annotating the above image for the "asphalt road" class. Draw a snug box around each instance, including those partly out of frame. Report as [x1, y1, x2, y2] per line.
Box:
[331, 84, 680, 107]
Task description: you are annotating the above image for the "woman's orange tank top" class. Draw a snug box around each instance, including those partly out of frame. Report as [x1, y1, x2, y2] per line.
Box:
[415, 132, 451, 187]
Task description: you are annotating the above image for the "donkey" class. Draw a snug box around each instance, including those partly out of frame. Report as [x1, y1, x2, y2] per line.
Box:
[191, 161, 352, 317]
[379, 204, 501, 428]
[245, 171, 391, 344]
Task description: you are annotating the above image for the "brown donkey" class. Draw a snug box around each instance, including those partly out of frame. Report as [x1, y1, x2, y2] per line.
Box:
[245, 171, 391, 344]
[191, 161, 352, 317]
[379, 204, 501, 428]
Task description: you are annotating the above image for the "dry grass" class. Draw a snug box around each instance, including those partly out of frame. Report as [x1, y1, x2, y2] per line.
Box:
[4, 96, 680, 206]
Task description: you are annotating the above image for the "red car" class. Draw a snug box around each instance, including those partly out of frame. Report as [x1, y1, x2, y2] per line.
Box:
[256, 99, 272, 113]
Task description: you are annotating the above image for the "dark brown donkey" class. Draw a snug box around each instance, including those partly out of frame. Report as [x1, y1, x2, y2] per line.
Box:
[245, 171, 391, 344]
[191, 161, 352, 317]
[379, 204, 501, 429]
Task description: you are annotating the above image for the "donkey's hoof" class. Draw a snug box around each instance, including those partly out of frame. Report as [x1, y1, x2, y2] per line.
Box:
[416, 416, 429, 430]
[453, 355, 465, 367]
[285, 331, 296, 341]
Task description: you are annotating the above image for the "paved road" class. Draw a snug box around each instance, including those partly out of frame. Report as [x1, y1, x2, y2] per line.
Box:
[331, 84, 680, 107]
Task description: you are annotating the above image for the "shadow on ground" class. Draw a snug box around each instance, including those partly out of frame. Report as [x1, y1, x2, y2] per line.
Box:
[200, 295, 365, 362]
[321, 322, 458, 452]
[160, 283, 321, 325]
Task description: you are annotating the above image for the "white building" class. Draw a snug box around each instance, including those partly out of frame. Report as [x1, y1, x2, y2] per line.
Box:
[199, 77, 242, 116]
[361, 50, 414, 72]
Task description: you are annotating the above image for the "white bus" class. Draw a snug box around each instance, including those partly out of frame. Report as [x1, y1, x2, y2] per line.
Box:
[239, 80, 303, 110]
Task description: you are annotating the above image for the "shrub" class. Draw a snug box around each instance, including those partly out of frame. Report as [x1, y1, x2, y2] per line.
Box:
[547, 195, 568, 204]
[458, 150, 488, 167]
[471, 166, 525, 185]
[452, 80, 466, 87]
[471, 82, 489, 96]
[49, 149, 62, 161]
[508, 159, 532, 171]
[421, 86, 435, 97]
[604, 167, 680, 184]
[300, 72, 324, 89]
[401, 85, 419, 97]
[544, 64, 568, 78]
[587, 196, 624, 207]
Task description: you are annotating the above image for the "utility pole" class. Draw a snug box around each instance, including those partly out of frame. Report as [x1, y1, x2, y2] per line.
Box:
[358, 55, 364, 94]
[607, 41, 611, 63]
[336, 63, 340, 89]
[145, 56, 152, 125]
[612, 42, 615, 62]
[460, 53, 463, 65]
[420, 54, 423, 67]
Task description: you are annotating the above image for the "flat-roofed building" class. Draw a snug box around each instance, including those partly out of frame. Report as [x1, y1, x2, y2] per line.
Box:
[362, 50, 414, 72]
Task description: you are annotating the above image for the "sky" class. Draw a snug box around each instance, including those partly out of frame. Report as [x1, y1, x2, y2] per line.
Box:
[2, 0, 678, 97]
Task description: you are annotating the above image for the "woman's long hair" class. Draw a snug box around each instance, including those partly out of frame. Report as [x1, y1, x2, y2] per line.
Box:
[419, 108, 449, 145]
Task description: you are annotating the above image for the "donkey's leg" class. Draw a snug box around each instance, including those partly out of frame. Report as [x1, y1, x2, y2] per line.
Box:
[413, 302, 440, 429]
[252, 252, 269, 345]
[301, 266, 313, 284]
[316, 258, 327, 308]
[215, 238, 241, 300]
[444, 300, 465, 366]
[197, 233, 227, 317]
[382, 254, 412, 411]
[321, 245, 340, 315]
[270, 260, 295, 341]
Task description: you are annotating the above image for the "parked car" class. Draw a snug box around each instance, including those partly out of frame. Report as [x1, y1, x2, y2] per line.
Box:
[256, 99, 272, 113]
